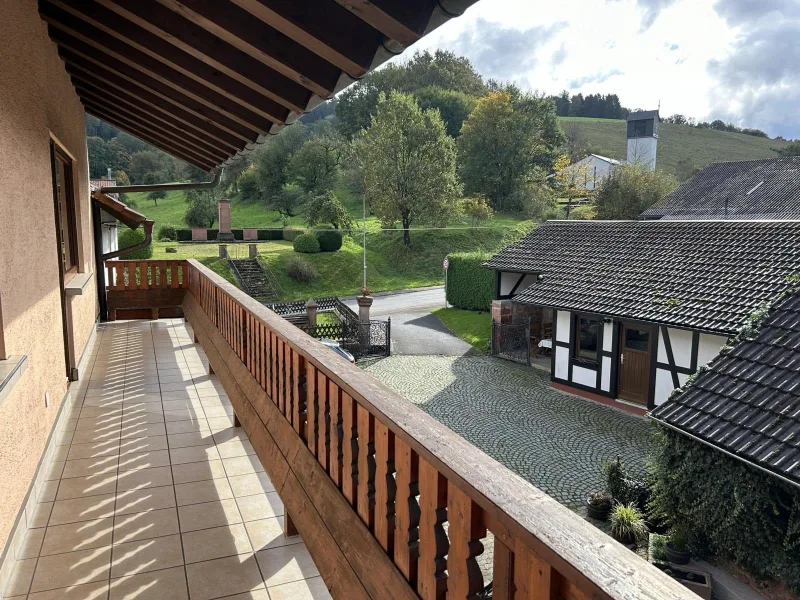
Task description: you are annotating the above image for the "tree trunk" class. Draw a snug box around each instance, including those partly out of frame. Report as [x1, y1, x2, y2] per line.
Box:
[402, 215, 411, 247]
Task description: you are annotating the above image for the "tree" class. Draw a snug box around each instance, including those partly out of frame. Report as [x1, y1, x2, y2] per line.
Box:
[414, 87, 476, 137]
[270, 187, 303, 218]
[562, 121, 588, 162]
[462, 196, 494, 226]
[238, 168, 260, 202]
[147, 190, 166, 206]
[778, 141, 800, 156]
[355, 92, 460, 246]
[306, 191, 354, 230]
[252, 124, 309, 200]
[552, 154, 592, 218]
[286, 130, 343, 194]
[458, 90, 564, 211]
[595, 163, 677, 219]
[184, 188, 219, 228]
[129, 150, 171, 183]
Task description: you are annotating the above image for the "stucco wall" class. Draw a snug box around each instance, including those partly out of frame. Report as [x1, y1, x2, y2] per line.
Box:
[0, 0, 97, 552]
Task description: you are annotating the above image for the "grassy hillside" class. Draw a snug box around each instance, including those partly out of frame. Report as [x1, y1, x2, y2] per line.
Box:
[561, 117, 789, 178]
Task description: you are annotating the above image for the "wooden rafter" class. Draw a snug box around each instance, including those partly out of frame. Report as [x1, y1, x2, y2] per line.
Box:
[334, 0, 436, 46]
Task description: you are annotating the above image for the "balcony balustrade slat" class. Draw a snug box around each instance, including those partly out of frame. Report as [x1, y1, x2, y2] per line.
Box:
[306, 362, 318, 456]
[293, 351, 305, 437]
[317, 370, 328, 470]
[374, 420, 396, 554]
[342, 391, 358, 506]
[357, 405, 375, 530]
[491, 538, 514, 600]
[393, 437, 420, 587]
[447, 484, 487, 599]
[329, 381, 343, 486]
[417, 458, 448, 600]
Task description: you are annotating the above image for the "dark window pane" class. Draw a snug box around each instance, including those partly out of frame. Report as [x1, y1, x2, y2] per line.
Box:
[625, 328, 650, 351]
[575, 317, 599, 361]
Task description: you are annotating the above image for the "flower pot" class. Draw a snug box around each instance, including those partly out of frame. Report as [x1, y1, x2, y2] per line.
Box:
[665, 542, 691, 565]
[655, 563, 712, 600]
[586, 497, 611, 521]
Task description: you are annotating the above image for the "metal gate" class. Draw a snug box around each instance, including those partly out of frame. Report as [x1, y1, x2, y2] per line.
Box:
[491, 319, 531, 365]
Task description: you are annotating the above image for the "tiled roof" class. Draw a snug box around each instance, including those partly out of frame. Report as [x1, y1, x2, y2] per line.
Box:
[641, 157, 800, 220]
[651, 292, 800, 485]
[485, 220, 800, 333]
[627, 110, 659, 121]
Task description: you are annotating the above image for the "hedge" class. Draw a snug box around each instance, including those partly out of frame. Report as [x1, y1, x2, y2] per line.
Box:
[283, 228, 305, 242]
[315, 228, 343, 252]
[117, 228, 153, 260]
[445, 252, 494, 311]
[650, 427, 800, 592]
[257, 229, 284, 241]
[293, 233, 320, 253]
[174, 228, 304, 242]
[177, 229, 192, 241]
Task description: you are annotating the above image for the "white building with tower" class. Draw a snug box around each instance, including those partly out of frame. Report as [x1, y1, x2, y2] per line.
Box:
[625, 109, 659, 169]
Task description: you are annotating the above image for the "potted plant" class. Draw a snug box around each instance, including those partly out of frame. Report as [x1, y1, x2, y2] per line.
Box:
[609, 503, 648, 545]
[586, 491, 613, 520]
[665, 527, 691, 565]
[655, 564, 712, 599]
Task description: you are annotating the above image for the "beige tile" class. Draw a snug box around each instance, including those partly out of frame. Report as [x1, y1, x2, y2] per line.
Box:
[167, 431, 215, 449]
[56, 473, 117, 501]
[203, 405, 233, 418]
[223, 455, 265, 477]
[66, 440, 120, 460]
[228, 472, 275, 497]
[18, 527, 46, 559]
[185, 554, 265, 600]
[206, 416, 235, 433]
[268, 576, 332, 600]
[30, 545, 111, 593]
[119, 422, 166, 440]
[182, 523, 252, 564]
[165, 419, 210, 435]
[221, 591, 270, 600]
[75, 417, 121, 432]
[178, 498, 242, 532]
[236, 492, 284, 522]
[27, 579, 109, 600]
[39, 480, 59, 503]
[49, 494, 116, 526]
[217, 440, 256, 459]
[115, 486, 176, 516]
[162, 399, 203, 412]
[116, 466, 173, 492]
[117, 450, 170, 472]
[113, 507, 180, 545]
[110, 534, 184, 578]
[121, 393, 162, 403]
[244, 518, 303, 552]
[119, 412, 164, 426]
[44, 461, 65, 482]
[5, 557, 36, 596]
[171, 459, 227, 485]
[174, 478, 234, 506]
[257, 544, 319, 587]
[41, 518, 114, 556]
[118, 436, 169, 455]
[109, 565, 188, 600]
[62, 455, 118, 479]
[161, 390, 199, 401]
[169, 445, 220, 465]
[164, 408, 205, 423]
[28, 502, 54, 529]
[70, 427, 121, 445]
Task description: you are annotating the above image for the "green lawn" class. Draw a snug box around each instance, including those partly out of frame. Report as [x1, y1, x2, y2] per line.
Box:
[560, 117, 788, 179]
[432, 308, 492, 353]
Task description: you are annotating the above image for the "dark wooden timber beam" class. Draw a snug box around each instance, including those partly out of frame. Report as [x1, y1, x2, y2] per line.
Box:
[83, 102, 224, 167]
[95, 0, 312, 113]
[75, 81, 237, 156]
[57, 45, 260, 143]
[79, 94, 227, 164]
[229, 0, 380, 77]
[157, 0, 340, 97]
[64, 63, 244, 151]
[83, 108, 217, 170]
[45, 22, 281, 133]
[335, 0, 435, 46]
[47, 0, 290, 126]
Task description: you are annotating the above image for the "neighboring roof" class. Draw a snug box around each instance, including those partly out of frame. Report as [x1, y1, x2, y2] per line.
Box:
[626, 110, 659, 121]
[92, 191, 149, 230]
[651, 292, 800, 487]
[584, 154, 621, 165]
[484, 220, 800, 333]
[641, 157, 800, 220]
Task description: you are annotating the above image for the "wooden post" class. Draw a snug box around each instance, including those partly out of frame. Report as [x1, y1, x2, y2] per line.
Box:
[284, 511, 298, 537]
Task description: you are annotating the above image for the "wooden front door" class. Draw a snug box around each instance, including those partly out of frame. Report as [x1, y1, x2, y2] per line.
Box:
[617, 323, 652, 405]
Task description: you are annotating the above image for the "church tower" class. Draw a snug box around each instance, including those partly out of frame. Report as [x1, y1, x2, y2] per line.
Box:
[626, 110, 659, 169]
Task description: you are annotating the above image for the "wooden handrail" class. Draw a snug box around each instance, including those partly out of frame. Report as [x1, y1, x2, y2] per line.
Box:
[181, 258, 694, 600]
[105, 259, 188, 291]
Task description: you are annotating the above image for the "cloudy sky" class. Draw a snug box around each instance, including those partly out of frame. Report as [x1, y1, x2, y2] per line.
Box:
[399, 0, 800, 139]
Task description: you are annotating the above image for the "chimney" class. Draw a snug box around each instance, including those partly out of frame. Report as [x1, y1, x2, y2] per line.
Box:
[107, 167, 113, 181]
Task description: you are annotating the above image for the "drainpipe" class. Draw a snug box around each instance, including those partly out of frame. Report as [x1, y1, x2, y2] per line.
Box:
[102, 220, 154, 260]
[99, 168, 222, 194]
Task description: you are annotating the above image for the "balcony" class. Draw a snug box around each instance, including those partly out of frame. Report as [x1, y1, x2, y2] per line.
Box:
[6, 259, 698, 599]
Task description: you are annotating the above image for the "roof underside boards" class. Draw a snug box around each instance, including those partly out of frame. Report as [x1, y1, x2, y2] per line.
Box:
[39, 0, 478, 171]
[485, 220, 800, 334]
[641, 157, 800, 220]
[92, 190, 149, 229]
[651, 292, 800, 486]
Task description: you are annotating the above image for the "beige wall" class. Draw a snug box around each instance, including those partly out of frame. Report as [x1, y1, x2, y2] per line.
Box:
[0, 0, 98, 551]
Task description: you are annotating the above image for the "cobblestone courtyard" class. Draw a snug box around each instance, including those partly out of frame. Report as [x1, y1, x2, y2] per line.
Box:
[364, 355, 653, 510]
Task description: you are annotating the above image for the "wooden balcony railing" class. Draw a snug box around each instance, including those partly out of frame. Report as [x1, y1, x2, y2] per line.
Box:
[125, 259, 694, 599]
[105, 260, 188, 320]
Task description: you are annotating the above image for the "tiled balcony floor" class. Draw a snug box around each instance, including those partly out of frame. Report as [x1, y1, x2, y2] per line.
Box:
[6, 320, 329, 600]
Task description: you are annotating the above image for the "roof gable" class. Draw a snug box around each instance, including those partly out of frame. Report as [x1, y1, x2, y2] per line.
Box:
[485, 220, 800, 333]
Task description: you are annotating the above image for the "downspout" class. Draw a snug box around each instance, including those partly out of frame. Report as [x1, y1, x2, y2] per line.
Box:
[100, 168, 222, 194]
[103, 220, 154, 260]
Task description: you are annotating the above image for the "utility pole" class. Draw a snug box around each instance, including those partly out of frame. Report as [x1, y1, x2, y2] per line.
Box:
[362, 194, 367, 290]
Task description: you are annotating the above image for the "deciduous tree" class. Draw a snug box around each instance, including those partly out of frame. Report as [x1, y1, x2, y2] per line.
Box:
[305, 191, 353, 230]
[286, 130, 343, 194]
[184, 188, 219, 228]
[595, 163, 677, 219]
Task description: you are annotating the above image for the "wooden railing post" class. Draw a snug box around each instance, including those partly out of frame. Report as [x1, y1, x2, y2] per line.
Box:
[418, 459, 448, 600]
[394, 438, 420, 587]
[446, 484, 486, 600]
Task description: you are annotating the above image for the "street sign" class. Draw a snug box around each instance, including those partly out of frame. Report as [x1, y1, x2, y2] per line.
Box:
[443, 257, 449, 270]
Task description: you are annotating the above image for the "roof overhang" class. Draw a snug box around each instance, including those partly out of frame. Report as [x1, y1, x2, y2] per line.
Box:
[92, 190, 149, 229]
[41, 0, 479, 171]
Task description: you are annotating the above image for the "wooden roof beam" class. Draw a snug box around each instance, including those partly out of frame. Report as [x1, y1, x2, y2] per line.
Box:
[47, 0, 290, 126]
[334, 0, 436, 46]
[64, 63, 244, 150]
[95, 0, 312, 113]
[83, 107, 217, 170]
[56, 45, 260, 143]
[156, 0, 340, 97]
[229, 0, 381, 77]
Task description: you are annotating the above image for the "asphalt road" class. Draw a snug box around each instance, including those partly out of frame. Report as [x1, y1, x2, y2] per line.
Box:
[345, 287, 472, 356]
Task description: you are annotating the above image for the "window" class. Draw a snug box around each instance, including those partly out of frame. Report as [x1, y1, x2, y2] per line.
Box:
[633, 120, 647, 137]
[624, 328, 650, 352]
[574, 315, 600, 362]
[51, 144, 79, 275]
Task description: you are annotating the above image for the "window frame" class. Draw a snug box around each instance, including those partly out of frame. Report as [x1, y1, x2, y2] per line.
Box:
[51, 142, 80, 278]
[572, 314, 601, 364]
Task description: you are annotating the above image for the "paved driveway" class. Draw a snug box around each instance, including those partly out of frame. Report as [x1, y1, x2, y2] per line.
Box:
[364, 355, 652, 509]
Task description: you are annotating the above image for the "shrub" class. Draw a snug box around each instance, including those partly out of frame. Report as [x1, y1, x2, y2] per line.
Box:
[293, 233, 320, 253]
[286, 256, 317, 282]
[257, 229, 283, 241]
[610, 504, 648, 543]
[445, 252, 494, 311]
[650, 533, 668, 562]
[587, 491, 613, 511]
[283, 228, 305, 242]
[315, 227, 343, 252]
[604, 457, 629, 503]
[157, 223, 178, 241]
[207, 229, 219, 241]
[568, 204, 597, 220]
[117, 227, 153, 260]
